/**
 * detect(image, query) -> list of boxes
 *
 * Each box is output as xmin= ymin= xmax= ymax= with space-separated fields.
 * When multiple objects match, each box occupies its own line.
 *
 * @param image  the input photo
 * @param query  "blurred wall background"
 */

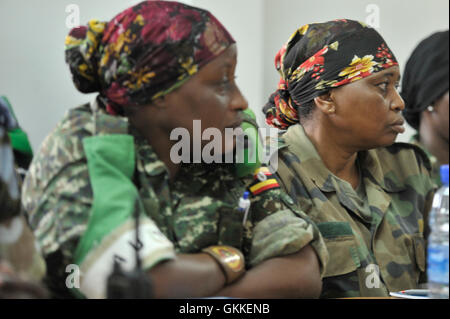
xmin=0 ymin=0 xmax=448 ymax=152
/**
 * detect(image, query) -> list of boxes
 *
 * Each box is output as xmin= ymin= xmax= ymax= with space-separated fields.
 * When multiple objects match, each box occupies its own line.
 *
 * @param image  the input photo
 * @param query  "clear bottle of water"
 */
xmin=427 ymin=165 xmax=449 ymax=299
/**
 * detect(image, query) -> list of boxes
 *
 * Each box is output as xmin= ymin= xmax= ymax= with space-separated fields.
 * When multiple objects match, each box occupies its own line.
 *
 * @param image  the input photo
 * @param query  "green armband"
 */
xmin=235 ymin=109 xmax=262 ymax=178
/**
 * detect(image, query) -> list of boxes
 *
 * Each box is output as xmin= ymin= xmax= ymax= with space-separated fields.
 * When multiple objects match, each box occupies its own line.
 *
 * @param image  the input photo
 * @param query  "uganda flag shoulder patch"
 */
xmin=249 ymin=167 xmax=280 ymax=196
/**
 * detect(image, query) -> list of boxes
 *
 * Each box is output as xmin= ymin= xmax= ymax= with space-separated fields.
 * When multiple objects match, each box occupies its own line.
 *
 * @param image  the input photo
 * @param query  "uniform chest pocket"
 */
xmin=171 ymin=197 xmax=222 ymax=253
xmin=172 ymin=197 xmax=243 ymax=253
xmin=317 ymin=222 xmax=361 ymax=278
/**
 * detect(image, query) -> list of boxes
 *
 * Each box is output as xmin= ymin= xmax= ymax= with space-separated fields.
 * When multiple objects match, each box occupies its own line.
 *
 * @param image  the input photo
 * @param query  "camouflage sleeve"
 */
xmin=21 ymin=106 xmax=126 ymax=260
xmin=21 ymin=126 xmax=109 ymax=296
xmin=244 ymin=171 xmax=328 ymax=277
xmin=22 ymin=153 xmax=93 ymax=262
xmin=1 ymin=126 xmax=46 ymax=283
xmin=21 ymin=107 xmax=121 ymax=258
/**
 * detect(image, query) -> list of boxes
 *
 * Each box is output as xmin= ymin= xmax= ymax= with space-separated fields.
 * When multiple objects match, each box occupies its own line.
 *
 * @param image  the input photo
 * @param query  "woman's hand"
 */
xmin=148 ymin=253 xmax=227 ymax=299
xmin=214 ymin=245 xmax=322 ymax=299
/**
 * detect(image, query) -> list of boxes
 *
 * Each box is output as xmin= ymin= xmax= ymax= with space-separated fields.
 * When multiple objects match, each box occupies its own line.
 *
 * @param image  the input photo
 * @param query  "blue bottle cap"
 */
xmin=243 ymin=191 xmax=250 ymax=199
xmin=440 ymin=165 xmax=449 ymax=186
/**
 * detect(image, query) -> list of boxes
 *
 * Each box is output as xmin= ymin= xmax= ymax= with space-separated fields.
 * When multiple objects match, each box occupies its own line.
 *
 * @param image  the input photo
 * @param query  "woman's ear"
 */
xmin=126 ymin=97 xmax=164 ymax=118
xmin=126 ymin=96 xmax=167 ymax=132
xmin=125 ymin=103 xmax=154 ymax=130
xmin=153 ymin=96 xmax=166 ymax=109
xmin=314 ymin=92 xmax=336 ymax=115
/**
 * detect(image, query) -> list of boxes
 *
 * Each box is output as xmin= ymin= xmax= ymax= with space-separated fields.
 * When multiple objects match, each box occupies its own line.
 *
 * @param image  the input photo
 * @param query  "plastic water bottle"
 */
xmin=427 ymin=165 xmax=449 ymax=299
xmin=239 ymin=191 xmax=251 ymax=226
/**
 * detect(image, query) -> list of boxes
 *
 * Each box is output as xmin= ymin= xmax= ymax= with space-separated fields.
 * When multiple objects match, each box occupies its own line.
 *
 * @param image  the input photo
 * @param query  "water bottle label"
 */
xmin=427 ymin=245 xmax=449 ymax=285
xmin=432 ymin=195 xmax=441 ymax=208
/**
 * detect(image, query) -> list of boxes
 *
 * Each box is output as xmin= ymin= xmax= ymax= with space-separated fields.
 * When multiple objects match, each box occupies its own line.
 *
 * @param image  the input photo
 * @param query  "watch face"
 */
xmin=211 ymin=246 xmax=244 ymax=272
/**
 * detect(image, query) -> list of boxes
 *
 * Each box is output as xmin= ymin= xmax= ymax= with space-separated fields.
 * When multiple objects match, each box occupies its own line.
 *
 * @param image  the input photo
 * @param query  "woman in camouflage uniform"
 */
xmin=21 ymin=1 xmax=328 ymax=299
xmin=263 ymin=20 xmax=436 ymax=298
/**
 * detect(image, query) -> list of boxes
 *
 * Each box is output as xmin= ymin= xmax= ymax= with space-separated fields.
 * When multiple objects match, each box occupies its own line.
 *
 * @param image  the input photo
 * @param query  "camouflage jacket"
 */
xmin=22 ymin=102 xmax=328 ymax=298
xmin=409 ymin=134 xmax=441 ymax=187
xmin=1 ymin=125 xmax=46 ymax=283
xmin=271 ymin=124 xmax=436 ymax=298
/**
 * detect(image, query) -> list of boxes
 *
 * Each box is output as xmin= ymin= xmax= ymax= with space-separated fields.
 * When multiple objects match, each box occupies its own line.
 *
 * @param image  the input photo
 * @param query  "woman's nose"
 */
xmin=391 ymin=89 xmax=405 ymax=112
xmin=230 ymin=85 xmax=249 ymax=111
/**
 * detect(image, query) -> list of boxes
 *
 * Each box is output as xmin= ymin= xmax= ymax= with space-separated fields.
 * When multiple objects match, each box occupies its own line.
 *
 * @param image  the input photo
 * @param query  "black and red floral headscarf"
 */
xmin=65 ymin=1 xmax=235 ymax=115
xmin=263 ymin=20 xmax=398 ymax=129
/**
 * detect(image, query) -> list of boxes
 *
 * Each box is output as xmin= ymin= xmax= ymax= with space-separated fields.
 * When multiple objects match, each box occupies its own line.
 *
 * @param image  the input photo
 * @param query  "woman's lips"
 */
xmin=227 ymin=118 xmax=244 ymax=129
xmin=390 ymin=119 xmax=405 ymax=134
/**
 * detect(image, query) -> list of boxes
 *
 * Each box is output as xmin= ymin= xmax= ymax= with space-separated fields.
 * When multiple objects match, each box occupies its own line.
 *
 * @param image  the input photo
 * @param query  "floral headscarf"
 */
xmin=65 ymin=1 xmax=235 ymax=115
xmin=264 ymin=20 xmax=398 ymax=129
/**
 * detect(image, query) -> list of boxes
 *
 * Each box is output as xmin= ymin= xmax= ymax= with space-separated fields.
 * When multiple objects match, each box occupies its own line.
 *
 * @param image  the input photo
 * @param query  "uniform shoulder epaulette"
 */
xmin=386 ymin=142 xmax=432 ymax=172
xmin=248 ymin=166 xmax=280 ymax=196
xmin=67 ymin=102 xmax=129 ymax=136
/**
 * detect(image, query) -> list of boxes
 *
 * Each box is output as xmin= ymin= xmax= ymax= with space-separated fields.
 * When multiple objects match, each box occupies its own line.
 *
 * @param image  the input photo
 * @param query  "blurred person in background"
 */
xmin=0 ymin=96 xmax=34 ymax=175
xmin=1 ymin=97 xmax=47 ymax=298
xmin=401 ymin=30 xmax=449 ymax=187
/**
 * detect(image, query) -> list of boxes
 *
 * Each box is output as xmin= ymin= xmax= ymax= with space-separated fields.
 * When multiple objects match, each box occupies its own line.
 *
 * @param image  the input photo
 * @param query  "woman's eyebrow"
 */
xmin=385 ymin=72 xmax=401 ymax=81
xmin=374 ymin=72 xmax=401 ymax=82
xmin=222 ymin=61 xmax=234 ymax=70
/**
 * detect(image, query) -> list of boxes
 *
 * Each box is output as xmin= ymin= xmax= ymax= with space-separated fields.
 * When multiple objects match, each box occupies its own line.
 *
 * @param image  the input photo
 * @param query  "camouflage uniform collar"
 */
xmin=178 ymin=162 xmax=234 ymax=179
xmin=133 ymin=131 xmax=169 ymax=177
xmin=87 ymin=98 xmax=129 ymax=136
xmin=409 ymin=133 xmax=441 ymax=187
xmin=281 ymin=124 xmax=336 ymax=191
xmin=132 ymin=136 xmax=230 ymax=181
xmin=132 ymin=129 xmax=226 ymax=180
xmin=280 ymin=124 xmax=404 ymax=193
xmin=265 ymin=133 xmax=289 ymax=166
xmin=89 ymin=98 xmax=169 ymax=177
xmin=409 ymin=134 xmax=439 ymax=169
xmin=358 ymin=149 xmax=406 ymax=192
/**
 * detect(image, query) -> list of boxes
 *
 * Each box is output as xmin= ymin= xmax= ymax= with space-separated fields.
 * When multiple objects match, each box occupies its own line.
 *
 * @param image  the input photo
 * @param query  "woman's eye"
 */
xmin=377 ymin=82 xmax=388 ymax=92
xmin=217 ymin=76 xmax=236 ymax=91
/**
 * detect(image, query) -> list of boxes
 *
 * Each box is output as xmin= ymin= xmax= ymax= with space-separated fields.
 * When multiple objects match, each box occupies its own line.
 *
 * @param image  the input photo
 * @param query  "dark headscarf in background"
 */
xmin=401 ymin=31 xmax=449 ymax=130
xmin=0 ymin=98 xmax=18 ymax=130
xmin=65 ymin=0 xmax=235 ymax=115
xmin=264 ymin=20 xmax=398 ymax=129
